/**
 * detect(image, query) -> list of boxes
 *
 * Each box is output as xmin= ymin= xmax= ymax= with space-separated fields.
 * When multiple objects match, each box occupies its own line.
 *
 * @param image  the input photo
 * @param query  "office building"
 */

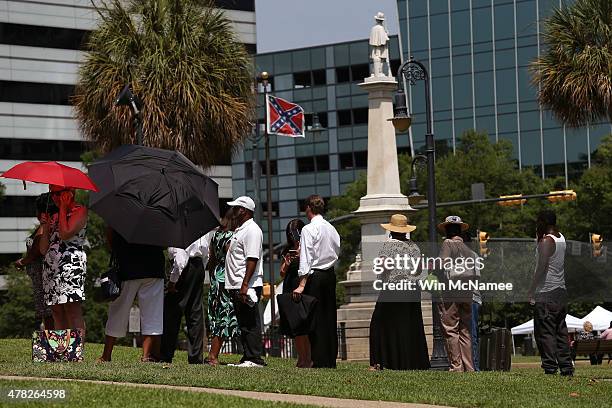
xmin=231 ymin=37 xmax=403 ymax=246
xmin=396 ymin=0 xmax=611 ymax=180
xmin=0 ymin=0 xmax=256 ymax=256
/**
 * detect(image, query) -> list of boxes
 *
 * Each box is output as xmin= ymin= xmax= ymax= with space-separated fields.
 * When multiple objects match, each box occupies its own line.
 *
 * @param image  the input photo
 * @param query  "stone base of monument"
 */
xmin=337 ymin=257 xmax=434 ymax=361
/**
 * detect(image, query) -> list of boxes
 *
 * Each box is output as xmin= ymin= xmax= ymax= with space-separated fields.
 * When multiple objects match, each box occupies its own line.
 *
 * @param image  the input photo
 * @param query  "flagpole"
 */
xmin=258 ymin=72 xmax=277 ymax=354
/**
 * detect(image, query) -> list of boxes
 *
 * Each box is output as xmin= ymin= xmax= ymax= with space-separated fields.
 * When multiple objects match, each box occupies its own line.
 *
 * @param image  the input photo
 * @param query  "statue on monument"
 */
xmin=369 ymin=12 xmax=392 ymax=78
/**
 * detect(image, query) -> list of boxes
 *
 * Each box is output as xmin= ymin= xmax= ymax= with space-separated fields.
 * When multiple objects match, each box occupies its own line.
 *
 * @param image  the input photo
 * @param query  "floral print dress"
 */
xmin=207 ymin=230 xmax=240 ymax=339
xmin=42 ymin=208 xmax=87 ymax=306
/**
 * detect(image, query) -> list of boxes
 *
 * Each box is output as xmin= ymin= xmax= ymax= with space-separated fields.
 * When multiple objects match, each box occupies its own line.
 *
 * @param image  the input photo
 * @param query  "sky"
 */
xmin=255 ymin=0 xmax=399 ymax=53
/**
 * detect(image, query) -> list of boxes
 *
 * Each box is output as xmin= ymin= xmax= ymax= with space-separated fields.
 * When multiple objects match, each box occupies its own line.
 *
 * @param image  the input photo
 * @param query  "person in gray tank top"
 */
xmin=528 ymin=210 xmax=573 ymax=376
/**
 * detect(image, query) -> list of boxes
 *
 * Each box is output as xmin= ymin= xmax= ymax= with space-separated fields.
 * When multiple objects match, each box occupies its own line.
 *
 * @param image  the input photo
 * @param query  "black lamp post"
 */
xmin=390 ymin=57 xmax=449 ymax=371
xmin=115 ymin=84 xmax=143 ymax=145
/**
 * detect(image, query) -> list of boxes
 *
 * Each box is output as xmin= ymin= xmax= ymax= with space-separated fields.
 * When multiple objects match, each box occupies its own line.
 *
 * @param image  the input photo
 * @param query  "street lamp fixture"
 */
xmin=115 ymin=84 xmax=144 ymax=145
xmin=408 ymin=177 xmax=425 ymax=205
xmin=389 ymin=88 xmax=412 ymax=132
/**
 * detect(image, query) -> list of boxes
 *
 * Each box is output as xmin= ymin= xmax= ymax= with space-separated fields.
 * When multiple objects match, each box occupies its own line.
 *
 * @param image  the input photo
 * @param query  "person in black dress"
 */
xmin=279 ymin=219 xmax=310 ymax=367
xmin=369 ymin=214 xmax=430 ymax=370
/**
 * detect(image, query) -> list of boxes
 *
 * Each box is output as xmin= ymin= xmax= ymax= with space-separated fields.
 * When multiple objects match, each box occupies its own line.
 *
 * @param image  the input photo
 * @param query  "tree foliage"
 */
xmin=530 ymin=0 xmax=612 ymax=126
xmin=73 ymin=0 xmax=254 ymax=166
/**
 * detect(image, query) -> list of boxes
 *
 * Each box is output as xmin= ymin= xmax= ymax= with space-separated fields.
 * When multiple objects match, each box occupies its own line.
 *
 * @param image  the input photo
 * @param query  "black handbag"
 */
xmin=94 ymin=253 xmax=121 ymax=302
xmin=277 ymin=293 xmax=318 ymax=337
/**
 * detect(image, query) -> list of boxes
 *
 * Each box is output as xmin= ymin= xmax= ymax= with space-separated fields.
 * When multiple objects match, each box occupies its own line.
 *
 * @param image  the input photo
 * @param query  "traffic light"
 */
xmin=548 ymin=190 xmax=577 ymax=203
xmin=497 ymin=194 xmax=526 ymax=207
xmin=590 ymin=233 xmax=604 ymax=257
xmin=478 ymin=230 xmax=489 ymax=257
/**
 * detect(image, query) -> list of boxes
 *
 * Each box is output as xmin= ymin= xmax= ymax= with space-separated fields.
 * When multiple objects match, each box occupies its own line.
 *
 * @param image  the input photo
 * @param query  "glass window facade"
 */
xmin=233 ymin=37 xmax=400 ymax=244
xmin=396 ymin=0 xmax=611 ymax=181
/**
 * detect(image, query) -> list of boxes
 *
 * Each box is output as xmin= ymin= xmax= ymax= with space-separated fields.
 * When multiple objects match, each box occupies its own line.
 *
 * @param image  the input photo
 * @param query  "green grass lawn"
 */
xmin=0 ymin=379 xmax=313 ymax=408
xmin=0 ymin=339 xmax=610 ymax=407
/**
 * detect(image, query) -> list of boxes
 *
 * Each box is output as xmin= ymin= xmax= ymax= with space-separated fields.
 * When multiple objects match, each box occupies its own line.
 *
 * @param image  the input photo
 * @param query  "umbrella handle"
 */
xmin=22 ymin=180 xmax=26 ymax=190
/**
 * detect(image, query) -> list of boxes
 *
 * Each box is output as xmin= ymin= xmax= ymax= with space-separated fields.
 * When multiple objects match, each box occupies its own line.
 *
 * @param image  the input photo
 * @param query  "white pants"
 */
xmin=105 ymin=278 xmax=164 ymax=337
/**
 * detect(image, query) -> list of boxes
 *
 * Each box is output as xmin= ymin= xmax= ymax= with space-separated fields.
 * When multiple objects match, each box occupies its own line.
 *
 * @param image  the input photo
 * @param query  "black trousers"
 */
xmin=534 ymin=288 xmax=573 ymax=374
xmin=304 ymin=268 xmax=337 ymax=368
xmin=160 ymin=258 xmax=205 ymax=364
xmin=231 ymin=287 xmax=265 ymax=365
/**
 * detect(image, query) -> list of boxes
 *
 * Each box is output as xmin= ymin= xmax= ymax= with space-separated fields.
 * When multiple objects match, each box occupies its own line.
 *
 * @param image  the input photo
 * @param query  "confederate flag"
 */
xmin=266 ymin=95 xmax=305 ymax=138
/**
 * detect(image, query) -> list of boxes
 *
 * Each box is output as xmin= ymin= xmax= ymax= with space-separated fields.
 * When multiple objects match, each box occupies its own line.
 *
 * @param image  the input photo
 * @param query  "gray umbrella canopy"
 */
xmin=89 ymin=145 xmax=220 ymax=248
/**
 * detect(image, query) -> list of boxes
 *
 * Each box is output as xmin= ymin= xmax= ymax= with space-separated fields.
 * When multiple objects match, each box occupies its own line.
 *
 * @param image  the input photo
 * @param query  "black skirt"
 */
xmin=280 ymin=260 xmax=300 ymax=336
xmin=369 ymin=295 xmax=430 ymax=370
xmin=304 ymin=268 xmax=337 ymax=368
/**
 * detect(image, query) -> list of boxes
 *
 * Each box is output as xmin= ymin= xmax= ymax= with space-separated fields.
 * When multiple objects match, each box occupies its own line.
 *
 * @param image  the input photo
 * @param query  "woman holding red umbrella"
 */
xmin=39 ymin=185 xmax=89 ymax=332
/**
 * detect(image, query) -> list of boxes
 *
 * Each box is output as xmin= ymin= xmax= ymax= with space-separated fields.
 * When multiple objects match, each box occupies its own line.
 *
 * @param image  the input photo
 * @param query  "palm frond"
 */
xmin=530 ymin=0 xmax=612 ymax=127
xmin=73 ymin=0 xmax=254 ymax=167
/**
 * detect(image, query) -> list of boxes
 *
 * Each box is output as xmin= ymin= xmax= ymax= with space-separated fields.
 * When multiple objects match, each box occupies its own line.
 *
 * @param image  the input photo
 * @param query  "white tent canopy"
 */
xmin=581 ymin=306 xmax=612 ymax=331
xmin=510 ymin=314 xmax=583 ymax=355
xmin=510 ymin=314 xmax=584 ymax=336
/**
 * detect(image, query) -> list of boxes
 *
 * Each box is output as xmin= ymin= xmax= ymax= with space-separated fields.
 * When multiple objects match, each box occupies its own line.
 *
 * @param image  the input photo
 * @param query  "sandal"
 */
xmin=140 ymin=356 xmax=159 ymax=363
xmin=95 ymin=357 xmax=110 ymax=363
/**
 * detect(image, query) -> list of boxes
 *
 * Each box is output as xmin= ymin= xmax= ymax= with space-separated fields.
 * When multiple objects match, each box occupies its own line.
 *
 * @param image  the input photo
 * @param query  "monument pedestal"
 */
xmin=336 ymin=77 xmax=432 ymax=360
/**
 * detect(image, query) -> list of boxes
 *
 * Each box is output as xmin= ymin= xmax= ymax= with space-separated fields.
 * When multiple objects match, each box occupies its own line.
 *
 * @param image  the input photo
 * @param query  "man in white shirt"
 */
xmin=160 ymin=230 xmax=214 ymax=364
xmin=293 ymin=194 xmax=340 ymax=368
xmin=224 ymin=196 xmax=266 ymax=367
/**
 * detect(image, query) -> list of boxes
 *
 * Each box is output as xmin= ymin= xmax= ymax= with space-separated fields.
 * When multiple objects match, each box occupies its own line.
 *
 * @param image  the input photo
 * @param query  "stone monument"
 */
xmin=336 ymin=12 xmax=433 ymax=361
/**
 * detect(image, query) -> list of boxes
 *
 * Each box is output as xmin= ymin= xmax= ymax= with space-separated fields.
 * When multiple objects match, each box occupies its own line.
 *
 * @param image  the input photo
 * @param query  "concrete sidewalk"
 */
xmin=0 ymin=375 xmax=454 ymax=408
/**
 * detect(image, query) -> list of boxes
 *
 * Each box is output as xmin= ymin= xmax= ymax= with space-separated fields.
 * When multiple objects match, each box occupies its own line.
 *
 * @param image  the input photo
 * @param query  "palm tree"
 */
xmin=530 ymin=0 xmax=612 ymax=127
xmin=73 ymin=0 xmax=253 ymax=167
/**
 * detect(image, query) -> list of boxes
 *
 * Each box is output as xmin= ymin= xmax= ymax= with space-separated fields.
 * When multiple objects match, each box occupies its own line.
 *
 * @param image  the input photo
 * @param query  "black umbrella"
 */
xmin=89 ymin=145 xmax=220 ymax=248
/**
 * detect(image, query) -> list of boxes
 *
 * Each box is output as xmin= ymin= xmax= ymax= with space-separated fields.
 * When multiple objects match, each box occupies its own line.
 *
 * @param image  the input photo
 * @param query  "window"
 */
xmin=336 ymin=67 xmax=350 ymax=83
xmin=312 ymin=69 xmax=326 ymax=86
xmin=339 ymin=153 xmax=354 ymax=169
xmin=214 ymin=0 xmax=255 ymax=11
xmin=293 ymin=71 xmax=312 ymax=88
xmin=293 ymin=70 xmax=327 ymax=88
xmin=350 ymin=64 xmax=369 ymax=83
xmin=339 ymin=151 xmax=366 ymax=170
xmin=337 ymin=108 xmax=369 ymax=126
xmin=0 ymin=81 xmax=74 ymax=105
xmin=354 ymin=151 xmax=367 ymax=168
xmin=0 ymin=196 xmax=37 ymax=217
xmin=0 ymin=139 xmax=88 ymax=162
xmin=260 ymin=201 xmax=279 ymax=217
xmin=245 ymin=160 xmax=277 ymax=178
xmin=337 ymin=110 xmax=352 ymax=126
xmin=315 ymin=155 xmax=330 ymax=171
xmin=352 ymin=108 xmax=368 ymax=125
xmin=390 ymin=59 xmax=401 ymax=76
xmin=297 ymin=155 xmax=330 ymax=173
xmin=0 ymin=23 xmax=89 ymax=50
xmin=297 ymin=157 xmax=316 ymax=173
xmin=305 ymin=112 xmax=328 ymax=128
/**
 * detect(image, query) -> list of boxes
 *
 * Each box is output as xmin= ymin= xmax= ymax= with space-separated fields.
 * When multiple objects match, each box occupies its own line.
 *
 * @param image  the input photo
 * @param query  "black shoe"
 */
xmin=560 ymin=369 xmax=574 ymax=377
xmin=544 ymin=369 xmax=557 ymax=375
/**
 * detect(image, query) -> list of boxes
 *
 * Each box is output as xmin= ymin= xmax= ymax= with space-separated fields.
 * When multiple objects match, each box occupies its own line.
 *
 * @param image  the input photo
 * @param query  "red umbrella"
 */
xmin=1 ymin=161 xmax=99 ymax=192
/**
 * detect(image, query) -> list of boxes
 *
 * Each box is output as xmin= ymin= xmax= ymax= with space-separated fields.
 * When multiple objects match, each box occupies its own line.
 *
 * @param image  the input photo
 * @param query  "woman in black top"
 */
xmin=98 ymin=229 xmax=166 ymax=363
xmin=279 ymin=219 xmax=311 ymax=367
